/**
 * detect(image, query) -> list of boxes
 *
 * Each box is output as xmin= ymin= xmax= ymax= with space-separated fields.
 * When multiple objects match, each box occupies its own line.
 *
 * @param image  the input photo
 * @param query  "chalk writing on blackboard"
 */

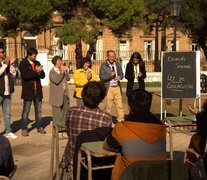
xmin=162 ymin=51 xmax=200 ymax=99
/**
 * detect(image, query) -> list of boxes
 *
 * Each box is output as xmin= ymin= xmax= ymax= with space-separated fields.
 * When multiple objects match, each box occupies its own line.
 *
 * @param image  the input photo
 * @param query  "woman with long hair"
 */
xmin=125 ymin=52 xmax=146 ymax=97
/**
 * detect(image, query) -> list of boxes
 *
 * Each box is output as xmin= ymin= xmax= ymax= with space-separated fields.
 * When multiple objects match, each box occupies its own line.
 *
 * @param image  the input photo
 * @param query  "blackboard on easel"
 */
xmin=162 ymin=51 xmax=200 ymax=99
xmin=161 ymin=51 xmax=201 ymax=120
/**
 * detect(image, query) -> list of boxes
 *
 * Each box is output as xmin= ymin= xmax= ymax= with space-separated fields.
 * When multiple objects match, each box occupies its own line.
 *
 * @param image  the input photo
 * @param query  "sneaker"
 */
xmin=37 ymin=127 xmax=46 ymax=134
xmin=4 ymin=132 xmax=17 ymax=139
xmin=21 ymin=129 xmax=29 ymax=136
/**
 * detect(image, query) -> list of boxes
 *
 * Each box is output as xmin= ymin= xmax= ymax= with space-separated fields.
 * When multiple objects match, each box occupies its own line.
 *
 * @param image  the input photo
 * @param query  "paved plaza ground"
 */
xmin=0 ymin=84 xmax=206 ymax=180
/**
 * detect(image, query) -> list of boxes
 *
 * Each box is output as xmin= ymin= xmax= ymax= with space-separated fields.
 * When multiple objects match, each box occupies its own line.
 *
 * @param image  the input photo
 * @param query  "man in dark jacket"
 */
xmin=19 ymin=48 xmax=46 ymax=136
xmin=0 ymin=48 xmax=17 ymax=139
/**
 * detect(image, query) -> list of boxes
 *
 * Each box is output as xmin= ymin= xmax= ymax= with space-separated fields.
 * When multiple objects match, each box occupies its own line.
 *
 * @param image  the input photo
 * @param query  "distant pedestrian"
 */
xmin=74 ymin=57 xmax=98 ymax=106
xmin=19 ymin=48 xmax=46 ymax=136
xmin=49 ymin=56 xmax=70 ymax=127
xmin=125 ymin=52 xmax=146 ymax=97
xmin=99 ymin=50 xmax=124 ymax=122
xmin=0 ymin=48 xmax=17 ymax=139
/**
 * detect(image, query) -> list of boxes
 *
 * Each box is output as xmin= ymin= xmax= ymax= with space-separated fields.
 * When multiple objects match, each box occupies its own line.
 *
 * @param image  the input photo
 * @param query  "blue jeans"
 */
xmin=21 ymin=91 xmax=42 ymax=130
xmin=0 ymin=95 xmax=12 ymax=133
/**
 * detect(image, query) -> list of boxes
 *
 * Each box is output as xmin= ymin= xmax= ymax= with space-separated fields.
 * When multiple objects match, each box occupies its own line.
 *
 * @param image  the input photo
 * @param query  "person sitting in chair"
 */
xmin=0 ymin=134 xmax=14 ymax=177
xmin=187 ymin=101 xmax=207 ymax=175
xmin=61 ymin=81 xmax=112 ymax=170
xmin=104 ymin=89 xmax=166 ymax=180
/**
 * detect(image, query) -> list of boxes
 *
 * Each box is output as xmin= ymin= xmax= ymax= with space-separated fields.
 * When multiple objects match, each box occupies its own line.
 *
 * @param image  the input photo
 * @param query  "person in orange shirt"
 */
xmin=19 ymin=48 xmax=46 ymax=136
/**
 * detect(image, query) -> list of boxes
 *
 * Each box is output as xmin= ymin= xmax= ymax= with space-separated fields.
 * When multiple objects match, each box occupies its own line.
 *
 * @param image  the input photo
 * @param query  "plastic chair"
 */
xmin=119 ymin=160 xmax=188 ymax=180
xmin=50 ymin=125 xmax=68 ymax=180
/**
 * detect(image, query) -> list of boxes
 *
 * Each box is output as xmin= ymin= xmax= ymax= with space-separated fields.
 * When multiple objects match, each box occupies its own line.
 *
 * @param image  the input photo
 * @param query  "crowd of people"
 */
xmin=0 ymin=47 xmax=206 ymax=179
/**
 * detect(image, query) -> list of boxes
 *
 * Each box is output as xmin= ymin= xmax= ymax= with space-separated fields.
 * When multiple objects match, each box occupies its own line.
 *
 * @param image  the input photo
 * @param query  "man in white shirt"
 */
xmin=0 ymin=48 xmax=17 ymax=139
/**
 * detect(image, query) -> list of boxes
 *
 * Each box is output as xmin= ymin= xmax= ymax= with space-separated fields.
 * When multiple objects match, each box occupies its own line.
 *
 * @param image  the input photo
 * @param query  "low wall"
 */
xmin=68 ymin=71 xmax=207 ymax=84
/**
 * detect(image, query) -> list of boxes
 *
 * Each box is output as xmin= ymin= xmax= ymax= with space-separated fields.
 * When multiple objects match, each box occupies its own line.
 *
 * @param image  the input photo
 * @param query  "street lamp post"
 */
xmin=169 ymin=0 xmax=182 ymax=116
xmin=169 ymin=0 xmax=181 ymax=51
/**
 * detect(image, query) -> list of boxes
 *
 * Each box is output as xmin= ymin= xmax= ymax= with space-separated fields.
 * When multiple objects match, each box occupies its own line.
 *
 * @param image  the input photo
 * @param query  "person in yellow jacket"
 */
xmin=74 ymin=58 xmax=98 ymax=106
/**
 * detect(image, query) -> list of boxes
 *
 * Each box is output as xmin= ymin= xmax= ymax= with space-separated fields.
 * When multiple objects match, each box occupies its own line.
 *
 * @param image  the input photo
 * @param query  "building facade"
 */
xmin=0 ymin=24 xmax=205 ymax=74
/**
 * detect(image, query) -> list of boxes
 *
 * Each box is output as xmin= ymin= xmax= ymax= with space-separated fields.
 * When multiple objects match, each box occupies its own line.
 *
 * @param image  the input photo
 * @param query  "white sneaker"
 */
xmin=4 ymin=132 xmax=17 ymax=139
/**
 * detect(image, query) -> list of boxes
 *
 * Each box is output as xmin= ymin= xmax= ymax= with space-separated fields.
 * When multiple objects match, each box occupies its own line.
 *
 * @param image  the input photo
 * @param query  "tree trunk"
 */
xmin=75 ymin=40 xmax=83 ymax=69
xmin=198 ymin=39 xmax=207 ymax=60
xmin=86 ymin=39 xmax=97 ymax=60
xmin=161 ymin=28 xmax=167 ymax=51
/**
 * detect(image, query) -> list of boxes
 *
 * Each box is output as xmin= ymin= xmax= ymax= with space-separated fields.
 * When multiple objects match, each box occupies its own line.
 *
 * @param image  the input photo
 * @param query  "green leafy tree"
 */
xmin=52 ymin=0 xmax=102 ymax=68
xmin=179 ymin=0 xmax=207 ymax=59
xmin=89 ymin=0 xmax=170 ymax=72
xmin=88 ymin=0 xmax=146 ymax=36
xmin=144 ymin=0 xmax=170 ymax=71
xmin=0 ymin=0 xmax=52 ymax=37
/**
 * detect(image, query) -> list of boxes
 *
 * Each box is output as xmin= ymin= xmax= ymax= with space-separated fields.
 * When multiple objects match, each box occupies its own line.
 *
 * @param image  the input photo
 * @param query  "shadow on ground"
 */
xmin=4 ymin=116 xmax=52 ymax=133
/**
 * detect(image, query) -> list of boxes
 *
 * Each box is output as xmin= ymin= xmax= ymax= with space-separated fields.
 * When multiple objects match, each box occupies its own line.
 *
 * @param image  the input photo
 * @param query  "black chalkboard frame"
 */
xmin=161 ymin=51 xmax=201 ymax=120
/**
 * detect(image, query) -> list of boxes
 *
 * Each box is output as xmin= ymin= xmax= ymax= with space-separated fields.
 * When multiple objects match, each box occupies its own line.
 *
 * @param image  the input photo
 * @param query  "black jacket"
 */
xmin=195 ymin=111 xmax=207 ymax=155
xmin=0 ymin=134 xmax=14 ymax=177
xmin=125 ymin=61 xmax=146 ymax=97
xmin=19 ymin=58 xmax=45 ymax=101
xmin=0 ymin=63 xmax=15 ymax=96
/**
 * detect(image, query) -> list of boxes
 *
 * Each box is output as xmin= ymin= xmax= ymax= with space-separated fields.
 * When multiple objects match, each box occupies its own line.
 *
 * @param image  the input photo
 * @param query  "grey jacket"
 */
xmin=99 ymin=60 xmax=123 ymax=90
xmin=49 ymin=68 xmax=70 ymax=107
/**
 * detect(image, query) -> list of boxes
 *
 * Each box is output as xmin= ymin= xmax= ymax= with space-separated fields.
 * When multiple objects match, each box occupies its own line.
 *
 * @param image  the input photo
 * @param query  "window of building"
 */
xmin=0 ymin=38 xmax=6 ymax=50
xmin=90 ymin=39 xmax=103 ymax=61
xmin=53 ymin=34 xmax=68 ymax=60
xmin=167 ymin=40 xmax=179 ymax=51
xmin=24 ymin=32 xmax=37 ymax=56
xmin=119 ymin=40 xmax=129 ymax=60
xmin=143 ymin=41 xmax=153 ymax=61
xmin=192 ymin=43 xmax=199 ymax=51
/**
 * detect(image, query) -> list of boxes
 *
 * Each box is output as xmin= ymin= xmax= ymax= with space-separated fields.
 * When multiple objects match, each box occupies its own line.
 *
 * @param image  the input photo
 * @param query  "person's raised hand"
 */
xmin=116 ymin=76 xmax=121 ymax=81
xmin=9 ymin=56 xmax=16 ymax=65
xmin=36 ymin=65 xmax=43 ymax=73
xmin=4 ymin=57 xmax=10 ymax=65
xmin=188 ymin=106 xmax=199 ymax=115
